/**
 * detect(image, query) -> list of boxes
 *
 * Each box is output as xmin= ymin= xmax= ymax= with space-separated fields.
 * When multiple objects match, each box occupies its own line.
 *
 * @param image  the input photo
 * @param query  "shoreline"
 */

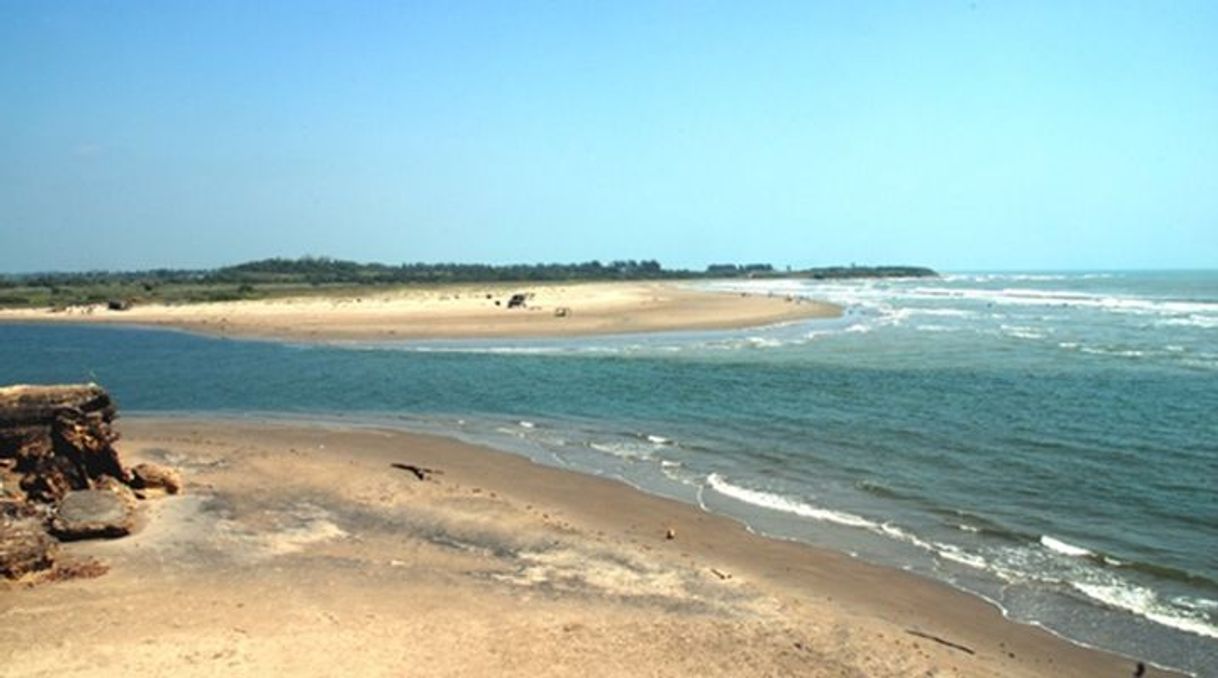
xmin=0 ymin=280 xmax=841 ymax=342
xmin=1 ymin=415 xmax=1169 ymax=676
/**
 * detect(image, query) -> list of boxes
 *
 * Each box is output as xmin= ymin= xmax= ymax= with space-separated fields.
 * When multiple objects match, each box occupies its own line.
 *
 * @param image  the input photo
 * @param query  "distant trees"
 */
xmin=706 ymin=263 xmax=774 ymax=276
xmin=0 ymin=257 xmax=937 ymax=294
xmin=200 ymin=257 xmax=679 ymax=285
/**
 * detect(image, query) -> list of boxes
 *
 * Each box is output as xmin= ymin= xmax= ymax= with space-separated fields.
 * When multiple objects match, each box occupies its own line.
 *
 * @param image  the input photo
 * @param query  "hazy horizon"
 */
xmin=3 ymin=2 xmax=1216 ymax=273
xmin=2 ymin=254 xmax=1215 ymax=277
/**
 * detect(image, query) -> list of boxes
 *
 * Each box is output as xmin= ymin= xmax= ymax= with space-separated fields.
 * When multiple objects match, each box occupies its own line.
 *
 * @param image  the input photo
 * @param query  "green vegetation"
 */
xmin=0 ymin=257 xmax=937 ymax=309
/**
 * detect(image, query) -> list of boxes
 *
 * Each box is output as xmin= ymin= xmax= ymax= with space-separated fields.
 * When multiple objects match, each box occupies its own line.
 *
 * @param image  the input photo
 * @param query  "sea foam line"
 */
xmin=1071 ymin=582 xmax=1218 ymax=640
xmin=705 ymin=473 xmax=1218 ymax=642
xmin=706 ymin=474 xmax=877 ymax=529
xmin=1041 ymin=535 xmax=1094 ymax=558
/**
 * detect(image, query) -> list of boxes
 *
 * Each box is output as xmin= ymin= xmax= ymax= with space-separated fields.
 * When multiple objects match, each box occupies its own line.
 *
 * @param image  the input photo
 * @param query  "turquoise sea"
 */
xmin=2 ymin=271 xmax=1215 ymax=674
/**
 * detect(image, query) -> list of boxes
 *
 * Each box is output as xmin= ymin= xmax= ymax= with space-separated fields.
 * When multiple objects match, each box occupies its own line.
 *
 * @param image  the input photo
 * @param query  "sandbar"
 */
xmin=0 ymin=281 xmax=838 ymax=341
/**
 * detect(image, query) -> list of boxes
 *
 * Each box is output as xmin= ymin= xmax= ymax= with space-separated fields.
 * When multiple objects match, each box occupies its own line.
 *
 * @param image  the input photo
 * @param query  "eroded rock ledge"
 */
xmin=0 ymin=383 xmax=180 ymax=583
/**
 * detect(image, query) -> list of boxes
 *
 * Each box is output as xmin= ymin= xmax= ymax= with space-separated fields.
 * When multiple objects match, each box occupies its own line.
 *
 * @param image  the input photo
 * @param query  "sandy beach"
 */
xmin=0 ymin=417 xmax=1166 ymax=677
xmin=0 ymin=282 xmax=838 ymax=341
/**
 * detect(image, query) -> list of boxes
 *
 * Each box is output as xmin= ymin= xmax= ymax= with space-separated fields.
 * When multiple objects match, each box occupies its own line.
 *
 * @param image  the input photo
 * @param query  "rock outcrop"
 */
xmin=0 ymin=383 xmax=126 ymax=504
xmin=0 ymin=383 xmax=179 ymax=582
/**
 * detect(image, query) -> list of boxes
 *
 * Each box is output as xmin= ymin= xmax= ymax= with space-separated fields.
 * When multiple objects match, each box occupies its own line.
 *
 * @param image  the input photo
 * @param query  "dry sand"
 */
xmin=0 ymin=418 xmax=1166 ymax=677
xmin=0 ymin=281 xmax=838 ymax=341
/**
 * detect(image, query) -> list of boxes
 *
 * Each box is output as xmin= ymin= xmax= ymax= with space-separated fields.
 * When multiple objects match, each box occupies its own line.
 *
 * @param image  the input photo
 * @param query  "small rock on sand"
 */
xmin=130 ymin=463 xmax=183 ymax=495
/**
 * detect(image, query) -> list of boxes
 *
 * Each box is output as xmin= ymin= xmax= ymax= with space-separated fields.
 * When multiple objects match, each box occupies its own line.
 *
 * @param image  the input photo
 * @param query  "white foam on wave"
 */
xmin=942 ymin=273 xmax=1074 ymax=283
xmin=702 ymin=278 xmax=1216 ymax=346
xmin=1156 ymin=315 xmax=1218 ymax=329
xmin=875 ymin=523 xmax=998 ymax=571
xmin=588 ymin=442 xmax=651 ymax=460
xmin=705 ymin=473 xmax=1004 ymax=571
xmin=745 ymin=336 xmax=785 ymax=348
xmin=363 ymin=340 xmax=623 ymax=356
xmin=701 ymin=469 xmax=1218 ymax=643
xmin=518 ymin=420 xmax=536 ymax=429
xmin=941 ymin=537 xmax=1218 ymax=641
xmin=906 ymin=307 xmax=977 ymax=318
xmin=1001 ymin=325 xmax=1048 ymax=340
xmin=876 ymin=522 xmax=937 ymax=551
xmin=1072 ymin=582 xmax=1218 ymax=640
xmin=1041 ymin=535 xmax=1094 ymax=557
xmin=646 ymin=434 xmax=672 ymax=445
xmin=705 ymin=474 xmax=1026 ymax=578
xmin=705 ymin=474 xmax=878 ymax=529
xmin=1080 ymin=346 xmax=1146 ymax=358
xmin=936 ymin=544 xmax=991 ymax=570
xmin=896 ymin=285 xmax=1218 ymax=320
xmin=890 ymin=525 xmax=1011 ymax=576
xmin=1175 ymin=597 xmax=1218 ymax=612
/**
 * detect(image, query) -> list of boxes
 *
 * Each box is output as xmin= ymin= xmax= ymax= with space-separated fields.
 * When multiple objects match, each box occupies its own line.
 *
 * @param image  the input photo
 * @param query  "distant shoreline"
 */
xmin=0 ymin=258 xmax=936 ymax=311
xmin=0 ymin=281 xmax=841 ymax=342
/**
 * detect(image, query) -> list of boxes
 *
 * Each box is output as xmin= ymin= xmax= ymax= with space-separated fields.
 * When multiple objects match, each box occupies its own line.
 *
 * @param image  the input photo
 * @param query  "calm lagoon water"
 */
xmin=2 ymin=271 xmax=1215 ymax=674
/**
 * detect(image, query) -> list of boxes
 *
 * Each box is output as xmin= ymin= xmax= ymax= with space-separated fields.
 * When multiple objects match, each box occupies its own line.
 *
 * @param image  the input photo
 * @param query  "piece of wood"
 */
xmin=390 ymin=463 xmax=442 ymax=481
xmin=905 ymin=629 xmax=976 ymax=655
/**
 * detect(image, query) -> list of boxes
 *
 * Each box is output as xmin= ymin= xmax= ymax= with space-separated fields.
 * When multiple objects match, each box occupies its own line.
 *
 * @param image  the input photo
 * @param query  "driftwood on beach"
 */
xmin=0 ymin=383 xmax=180 ymax=582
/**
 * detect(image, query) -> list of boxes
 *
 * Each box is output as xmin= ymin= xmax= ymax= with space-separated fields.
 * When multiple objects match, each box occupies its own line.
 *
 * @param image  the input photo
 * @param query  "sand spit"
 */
xmin=0 ymin=281 xmax=839 ymax=342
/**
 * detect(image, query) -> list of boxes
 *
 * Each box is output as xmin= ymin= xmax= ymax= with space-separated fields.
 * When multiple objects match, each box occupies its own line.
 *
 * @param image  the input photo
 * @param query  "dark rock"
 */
xmin=51 ymin=489 xmax=134 ymax=540
xmin=0 ymin=383 xmax=127 ymax=504
xmin=0 ymin=518 xmax=58 ymax=579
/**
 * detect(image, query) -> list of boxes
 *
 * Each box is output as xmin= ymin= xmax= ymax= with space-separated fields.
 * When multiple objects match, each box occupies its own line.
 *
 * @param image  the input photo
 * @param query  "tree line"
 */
xmin=1 ymin=256 xmax=937 ymax=289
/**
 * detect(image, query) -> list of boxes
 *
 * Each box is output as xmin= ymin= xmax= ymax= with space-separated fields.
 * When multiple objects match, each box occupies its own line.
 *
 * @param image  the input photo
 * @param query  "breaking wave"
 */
xmin=1041 ymin=535 xmax=1093 ymax=557
xmin=705 ymin=474 xmax=878 ymax=529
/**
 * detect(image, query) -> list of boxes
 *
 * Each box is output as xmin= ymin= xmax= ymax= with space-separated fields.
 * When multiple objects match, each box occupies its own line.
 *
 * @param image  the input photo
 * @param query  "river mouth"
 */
xmin=3 ymin=271 xmax=1216 ymax=675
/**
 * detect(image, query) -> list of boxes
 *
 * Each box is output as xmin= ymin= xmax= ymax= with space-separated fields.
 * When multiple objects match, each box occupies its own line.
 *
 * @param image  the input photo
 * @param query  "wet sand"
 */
xmin=0 ymin=418 xmax=1166 ymax=677
xmin=0 ymin=281 xmax=838 ymax=341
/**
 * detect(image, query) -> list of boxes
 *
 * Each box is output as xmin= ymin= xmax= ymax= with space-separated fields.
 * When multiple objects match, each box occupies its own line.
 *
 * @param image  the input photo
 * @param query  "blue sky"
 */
xmin=2 ymin=1 xmax=1215 ymax=272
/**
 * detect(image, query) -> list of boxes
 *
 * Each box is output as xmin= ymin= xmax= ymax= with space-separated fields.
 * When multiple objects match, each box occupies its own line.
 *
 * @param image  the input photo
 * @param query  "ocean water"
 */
xmin=1 ymin=270 xmax=1215 ymax=674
